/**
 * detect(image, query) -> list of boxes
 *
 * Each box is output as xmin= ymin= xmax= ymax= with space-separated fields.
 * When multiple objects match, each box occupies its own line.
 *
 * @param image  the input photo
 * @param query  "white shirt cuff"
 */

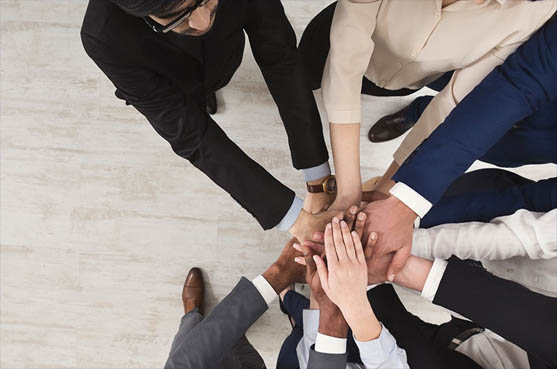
xmin=411 ymin=229 xmax=432 ymax=259
xmin=421 ymin=258 xmax=448 ymax=302
xmin=302 ymin=162 xmax=331 ymax=182
xmin=389 ymin=182 xmax=432 ymax=219
xmin=315 ymin=333 xmax=347 ymax=354
xmin=251 ymin=275 xmax=277 ymax=306
xmin=276 ymin=197 xmax=304 ymax=231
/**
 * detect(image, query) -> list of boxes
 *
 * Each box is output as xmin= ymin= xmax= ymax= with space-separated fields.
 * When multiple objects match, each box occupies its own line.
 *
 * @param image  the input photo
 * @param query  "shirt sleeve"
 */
xmin=322 ymin=0 xmax=381 ymax=124
xmin=421 ymin=258 xmax=448 ymax=302
xmin=412 ymin=209 xmax=557 ymax=261
xmin=389 ymin=182 xmax=432 ymax=218
xmin=251 ymin=275 xmax=277 ymax=306
xmin=355 ymin=324 xmax=410 ymax=369
xmin=315 ymin=333 xmax=347 ymax=354
xmin=297 ymin=309 xmax=321 ymax=369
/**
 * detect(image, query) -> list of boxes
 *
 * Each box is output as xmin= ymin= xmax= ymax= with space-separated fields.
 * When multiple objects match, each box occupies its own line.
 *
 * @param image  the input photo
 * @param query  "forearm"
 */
xmin=318 ymin=305 xmax=349 ymax=339
xmin=375 ymin=161 xmax=398 ymax=195
xmin=342 ymin=299 xmax=382 ymax=342
xmin=330 ymin=123 xmax=362 ymax=207
xmin=393 ymin=255 xmax=433 ymax=293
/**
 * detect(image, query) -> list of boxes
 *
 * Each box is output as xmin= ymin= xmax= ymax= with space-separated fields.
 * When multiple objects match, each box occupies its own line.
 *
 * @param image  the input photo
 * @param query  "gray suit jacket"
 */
xmin=164 ymin=277 xmax=268 ymax=369
xmin=164 ymin=277 xmax=347 ymax=369
xmin=308 ymin=345 xmax=348 ymax=369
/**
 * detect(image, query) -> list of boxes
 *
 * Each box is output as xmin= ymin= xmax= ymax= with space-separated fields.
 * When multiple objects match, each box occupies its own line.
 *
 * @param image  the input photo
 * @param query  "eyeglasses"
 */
xmin=143 ymin=0 xmax=211 ymax=34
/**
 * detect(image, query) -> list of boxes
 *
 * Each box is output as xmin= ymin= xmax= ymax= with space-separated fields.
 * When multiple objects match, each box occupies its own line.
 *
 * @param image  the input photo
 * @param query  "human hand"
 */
xmin=262 ymin=238 xmax=305 ymax=293
xmin=289 ymin=208 xmax=344 ymax=243
xmin=294 ymin=242 xmax=348 ymax=337
xmin=303 ymin=192 xmax=336 ymax=214
xmin=305 ymin=205 xmax=366 ymax=247
xmin=363 ymin=195 xmax=417 ymax=282
xmin=314 ymin=217 xmax=381 ymax=341
xmin=313 ymin=217 xmax=369 ymax=315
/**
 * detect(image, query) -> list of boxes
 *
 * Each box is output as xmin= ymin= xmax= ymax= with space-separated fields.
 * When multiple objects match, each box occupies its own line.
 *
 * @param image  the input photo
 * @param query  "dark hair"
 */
xmin=112 ymin=0 xmax=188 ymax=17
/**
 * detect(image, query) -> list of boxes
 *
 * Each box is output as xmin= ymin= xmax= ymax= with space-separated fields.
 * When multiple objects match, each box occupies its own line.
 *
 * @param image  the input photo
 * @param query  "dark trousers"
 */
xmin=277 ymin=288 xmax=482 ymax=369
xmin=422 ymin=168 xmax=557 ymax=228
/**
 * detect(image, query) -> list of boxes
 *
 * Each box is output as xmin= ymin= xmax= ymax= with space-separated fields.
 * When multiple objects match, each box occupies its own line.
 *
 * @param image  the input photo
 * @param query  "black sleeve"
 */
xmin=433 ymin=257 xmax=557 ymax=368
xmin=81 ymin=33 xmax=295 ymax=229
xmin=244 ymin=0 xmax=329 ymax=170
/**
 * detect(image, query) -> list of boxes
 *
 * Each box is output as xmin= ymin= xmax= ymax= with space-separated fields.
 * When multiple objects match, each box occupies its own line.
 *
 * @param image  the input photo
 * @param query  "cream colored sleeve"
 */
xmin=393 ymin=3 xmax=557 ymax=165
xmin=321 ymin=0 xmax=381 ymax=124
xmin=392 ymin=49 xmax=508 ymax=165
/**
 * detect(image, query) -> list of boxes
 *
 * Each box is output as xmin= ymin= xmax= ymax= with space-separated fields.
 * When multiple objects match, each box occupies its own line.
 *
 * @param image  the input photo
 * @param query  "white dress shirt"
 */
xmin=412 ymin=209 xmax=557 ymax=261
xmin=251 ymin=275 xmax=277 ymax=306
xmin=296 ymin=310 xmax=409 ymax=369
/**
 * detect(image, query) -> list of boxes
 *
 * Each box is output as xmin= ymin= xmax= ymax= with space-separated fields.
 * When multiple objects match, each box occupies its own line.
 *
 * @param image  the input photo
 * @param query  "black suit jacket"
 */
xmin=81 ymin=0 xmax=328 ymax=229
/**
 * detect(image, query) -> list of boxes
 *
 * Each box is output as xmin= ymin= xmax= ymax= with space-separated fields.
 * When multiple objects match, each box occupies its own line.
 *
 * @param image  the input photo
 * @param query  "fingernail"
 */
xmin=351 ymin=231 xmax=358 ymax=238
xmin=341 ymin=221 xmax=347 ymax=228
xmin=358 ymin=213 xmax=365 ymax=220
xmin=293 ymin=243 xmax=300 ymax=249
xmin=388 ymin=274 xmax=396 ymax=282
xmin=313 ymin=255 xmax=319 ymax=262
xmin=350 ymin=206 xmax=357 ymax=214
xmin=371 ymin=232 xmax=377 ymax=240
xmin=333 ymin=217 xmax=339 ymax=224
xmin=294 ymin=257 xmax=302 ymax=263
xmin=326 ymin=223 xmax=331 ymax=230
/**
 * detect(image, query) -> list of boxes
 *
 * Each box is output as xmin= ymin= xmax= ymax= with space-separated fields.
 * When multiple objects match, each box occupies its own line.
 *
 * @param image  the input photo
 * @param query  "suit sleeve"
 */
xmin=81 ymin=33 xmax=295 ymax=230
xmin=244 ymin=0 xmax=329 ymax=170
xmin=393 ymin=18 xmax=557 ymax=205
xmin=307 ymin=346 xmax=348 ymax=369
xmin=164 ymin=278 xmax=269 ymax=369
xmin=433 ymin=257 xmax=557 ymax=369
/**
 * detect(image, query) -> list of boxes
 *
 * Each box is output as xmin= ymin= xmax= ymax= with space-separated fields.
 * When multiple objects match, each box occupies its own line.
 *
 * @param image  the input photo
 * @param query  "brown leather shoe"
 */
xmin=182 ymin=267 xmax=204 ymax=315
xmin=368 ymin=105 xmax=416 ymax=143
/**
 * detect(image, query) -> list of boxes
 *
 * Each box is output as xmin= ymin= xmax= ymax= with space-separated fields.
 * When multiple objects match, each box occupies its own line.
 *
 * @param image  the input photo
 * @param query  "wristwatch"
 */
xmin=306 ymin=175 xmax=337 ymax=194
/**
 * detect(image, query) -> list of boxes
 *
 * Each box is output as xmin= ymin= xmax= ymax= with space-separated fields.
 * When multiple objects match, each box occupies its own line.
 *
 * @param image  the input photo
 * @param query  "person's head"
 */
xmin=113 ymin=0 xmax=219 ymax=36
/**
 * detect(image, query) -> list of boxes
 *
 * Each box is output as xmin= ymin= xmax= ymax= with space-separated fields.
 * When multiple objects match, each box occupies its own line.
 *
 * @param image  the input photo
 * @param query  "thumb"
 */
xmin=387 ymin=246 xmax=411 ymax=281
xmin=313 ymin=255 xmax=329 ymax=292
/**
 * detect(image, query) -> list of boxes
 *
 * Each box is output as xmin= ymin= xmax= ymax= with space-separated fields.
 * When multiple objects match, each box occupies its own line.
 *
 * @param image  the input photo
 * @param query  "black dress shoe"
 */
xmin=368 ymin=105 xmax=415 ymax=143
xmin=205 ymin=91 xmax=217 ymax=115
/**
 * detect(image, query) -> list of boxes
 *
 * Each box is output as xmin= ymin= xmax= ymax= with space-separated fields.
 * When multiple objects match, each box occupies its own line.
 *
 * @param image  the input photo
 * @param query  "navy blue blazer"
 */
xmin=393 ymin=17 xmax=557 ymax=205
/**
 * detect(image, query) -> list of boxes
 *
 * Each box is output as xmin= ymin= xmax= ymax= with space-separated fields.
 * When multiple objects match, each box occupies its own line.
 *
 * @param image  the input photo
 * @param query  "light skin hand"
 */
xmin=296 ymin=207 xmax=367 ymax=264
xmin=313 ymin=218 xmax=382 ymax=341
xmin=363 ymin=195 xmax=417 ymax=281
xmin=289 ymin=208 xmax=344 ymax=243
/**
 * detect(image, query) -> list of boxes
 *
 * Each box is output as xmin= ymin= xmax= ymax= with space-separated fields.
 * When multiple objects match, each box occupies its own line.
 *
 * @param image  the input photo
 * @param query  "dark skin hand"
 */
xmin=262 ymin=237 xmax=306 ymax=294
xmin=301 ymin=244 xmax=348 ymax=339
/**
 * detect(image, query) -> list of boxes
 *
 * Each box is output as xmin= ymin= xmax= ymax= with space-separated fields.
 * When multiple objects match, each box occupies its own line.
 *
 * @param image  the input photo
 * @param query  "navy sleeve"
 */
xmin=394 ymin=18 xmax=557 ymax=204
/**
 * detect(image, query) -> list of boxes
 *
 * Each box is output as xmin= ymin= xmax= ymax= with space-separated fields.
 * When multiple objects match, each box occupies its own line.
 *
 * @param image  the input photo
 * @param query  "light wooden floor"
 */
xmin=1 ymin=1 xmax=556 ymax=368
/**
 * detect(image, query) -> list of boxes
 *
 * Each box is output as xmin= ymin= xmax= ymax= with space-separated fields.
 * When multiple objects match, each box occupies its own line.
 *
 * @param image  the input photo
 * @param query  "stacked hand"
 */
xmin=362 ymin=196 xmax=417 ymax=282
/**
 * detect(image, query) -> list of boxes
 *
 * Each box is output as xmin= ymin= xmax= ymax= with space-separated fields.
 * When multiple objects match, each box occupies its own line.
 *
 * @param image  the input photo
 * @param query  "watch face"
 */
xmin=325 ymin=177 xmax=337 ymax=193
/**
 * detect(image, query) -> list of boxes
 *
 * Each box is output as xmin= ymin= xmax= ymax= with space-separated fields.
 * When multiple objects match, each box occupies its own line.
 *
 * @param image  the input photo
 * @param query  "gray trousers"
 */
xmin=167 ymin=308 xmax=266 ymax=369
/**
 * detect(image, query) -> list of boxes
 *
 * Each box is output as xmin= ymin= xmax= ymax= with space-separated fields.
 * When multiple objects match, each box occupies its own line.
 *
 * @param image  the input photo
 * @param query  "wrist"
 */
xmin=289 ymin=209 xmax=310 ymax=235
xmin=388 ymin=195 xmax=417 ymax=220
xmin=319 ymin=305 xmax=348 ymax=338
xmin=307 ymin=175 xmax=330 ymax=186
xmin=262 ymin=263 xmax=288 ymax=294
xmin=394 ymin=255 xmax=432 ymax=292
